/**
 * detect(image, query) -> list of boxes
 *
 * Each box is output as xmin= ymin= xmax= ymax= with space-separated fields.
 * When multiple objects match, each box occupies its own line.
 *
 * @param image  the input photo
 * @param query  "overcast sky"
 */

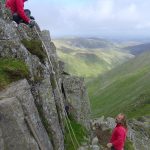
xmin=26 ymin=0 xmax=150 ymax=39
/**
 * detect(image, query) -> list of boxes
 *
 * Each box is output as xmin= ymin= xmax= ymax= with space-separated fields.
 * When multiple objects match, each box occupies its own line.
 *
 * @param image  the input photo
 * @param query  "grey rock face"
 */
xmin=58 ymin=61 xmax=65 ymax=75
xmin=63 ymin=76 xmax=91 ymax=128
xmin=0 ymin=7 xmax=91 ymax=150
xmin=0 ymin=18 xmax=18 ymax=40
xmin=17 ymin=23 xmax=40 ymax=40
xmin=0 ymin=97 xmax=39 ymax=150
xmin=41 ymin=30 xmax=51 ymax=48
xmin=128 ymin=118 xmax=150 ymax=150
xmin=0 ymin=16 xmax=62 ymax=149
xmin=0 ymin=80 xmax=53 ymax=150
xmin=90 ymin=145 xmax=100 ymax=150
xmin=92 ymin=137 xmax=99 ymax=145
xmin=0 ymin=128 xmax=4 ymax=150
xmin=0 ymin=33 xmax=49 ymax=82
xmin=78 ymin=145 xmax=100 ymax=150
xmin=41 ymin=30 xmax=60 ymax=79
xmin=33 ymin=78 xmax=64 ymax=150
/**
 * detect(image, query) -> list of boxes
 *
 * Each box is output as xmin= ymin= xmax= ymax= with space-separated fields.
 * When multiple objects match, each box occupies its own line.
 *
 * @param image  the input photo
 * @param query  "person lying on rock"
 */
xmin=5 ymin=0 xmax=35 ymax=27
xmin=107 ymin=113 xmax=128 ymax=150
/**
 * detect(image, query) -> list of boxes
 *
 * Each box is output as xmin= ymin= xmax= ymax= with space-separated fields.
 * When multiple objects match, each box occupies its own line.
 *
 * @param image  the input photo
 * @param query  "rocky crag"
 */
xmin=0 ymin=2 xmax=91 ymax=150
xmin=91 ymin=116 xmax=150 ymax=150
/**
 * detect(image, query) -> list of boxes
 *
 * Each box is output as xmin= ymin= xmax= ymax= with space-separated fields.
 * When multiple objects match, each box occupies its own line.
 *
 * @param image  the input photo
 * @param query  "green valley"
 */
xmin=54 ymin=37 xmax=150 ymax=119
xmin=88 ymin=51 xmax=150 ymax=119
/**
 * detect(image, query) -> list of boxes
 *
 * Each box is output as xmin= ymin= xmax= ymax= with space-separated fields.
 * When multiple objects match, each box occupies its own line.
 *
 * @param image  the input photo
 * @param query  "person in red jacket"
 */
xmin=5 ymin=0 xmax=35 ymax=27
xmin=107 ymin=113 xmax=128 ymax=150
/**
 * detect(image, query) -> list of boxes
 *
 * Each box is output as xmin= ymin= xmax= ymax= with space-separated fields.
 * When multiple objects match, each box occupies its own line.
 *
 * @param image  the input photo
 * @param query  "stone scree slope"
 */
xmin=0 ymin=3 xmax=91 ymax=150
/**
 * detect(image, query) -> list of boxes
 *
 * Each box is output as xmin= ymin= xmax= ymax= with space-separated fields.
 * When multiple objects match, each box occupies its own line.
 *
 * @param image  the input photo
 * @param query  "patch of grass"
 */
xmin=21 ymin=39 xmax=47 ymax=62
xmin=124 ymin=139 xmax=134 ymax=150
xmin=0 ymin=58 xmax=29 ymax=90
xmin=64 ymin=116 xmax=89 ymax=150
xmin=127 ymin=93 xmax=150 ymax=119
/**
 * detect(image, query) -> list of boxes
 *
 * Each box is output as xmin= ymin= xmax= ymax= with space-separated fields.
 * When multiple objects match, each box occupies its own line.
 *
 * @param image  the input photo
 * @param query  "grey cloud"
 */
xmin=26 ymin=0 xmax=150 ymax=38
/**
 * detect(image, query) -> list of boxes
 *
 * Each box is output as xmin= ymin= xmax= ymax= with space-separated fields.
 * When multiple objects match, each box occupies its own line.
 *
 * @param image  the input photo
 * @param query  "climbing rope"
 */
xmin=34 ymin=27 xmax=80 ymax=149
xmin=65 ymin=95 xmax=82 ymax=147
xmin=64 ymin=114 xmax=77 ymax=150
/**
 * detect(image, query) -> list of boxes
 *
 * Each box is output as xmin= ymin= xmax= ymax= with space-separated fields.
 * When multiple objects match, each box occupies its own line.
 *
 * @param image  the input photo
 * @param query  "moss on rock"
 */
xmin=0 ymin=58 xmax=29 ymax=90
xmin=124 ymin=139 xmax=135 ymax=150
xmin=21 ymin=39 xmax=47 ymax=62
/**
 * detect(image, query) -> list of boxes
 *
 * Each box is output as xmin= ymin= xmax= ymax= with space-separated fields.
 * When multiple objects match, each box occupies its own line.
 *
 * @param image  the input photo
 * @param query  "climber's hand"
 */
xmin=107 ymin=143 xmax=113 ymax=148
xmin=29 ymin=20 xmax=35 ymax=28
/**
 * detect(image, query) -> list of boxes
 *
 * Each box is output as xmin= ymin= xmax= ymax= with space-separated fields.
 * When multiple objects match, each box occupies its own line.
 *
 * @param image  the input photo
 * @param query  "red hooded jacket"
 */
xmin=110 ymin=124 xmax=127 ymax=150
xmin=5 ymin=0 xmax=30 ymax=23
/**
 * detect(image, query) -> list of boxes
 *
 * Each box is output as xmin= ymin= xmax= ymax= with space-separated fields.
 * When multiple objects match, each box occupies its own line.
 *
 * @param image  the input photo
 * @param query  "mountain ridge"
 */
xmin=123 ymin=42 xmax=150 ymax=55
xmin=54 ymin=37 xmax=134 ymax=78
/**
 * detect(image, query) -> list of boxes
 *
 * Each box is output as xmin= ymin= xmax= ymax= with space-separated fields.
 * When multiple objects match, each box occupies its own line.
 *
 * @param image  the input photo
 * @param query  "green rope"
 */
xmin=34 ymin=26 xmax=81 ymax=149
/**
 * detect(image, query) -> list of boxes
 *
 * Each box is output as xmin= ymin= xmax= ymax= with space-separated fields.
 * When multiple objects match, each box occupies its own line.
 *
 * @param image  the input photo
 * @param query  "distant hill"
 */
xmin=56 ymin=37 xmax=115 ymax=49
xmin=123 ymin=43 xmax=150 ymax=55
xmin=88 ymin=51 xmax=150 ymax=119
xmin=54 ymin=38 xmax=133 ymax=78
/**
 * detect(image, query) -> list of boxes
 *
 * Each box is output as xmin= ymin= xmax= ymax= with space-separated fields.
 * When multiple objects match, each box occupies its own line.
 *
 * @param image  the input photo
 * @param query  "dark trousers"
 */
xmin=13 ymin=9 xmax=34 ymax=24
xmin=111 ymin=147 xmax=116 ymax=150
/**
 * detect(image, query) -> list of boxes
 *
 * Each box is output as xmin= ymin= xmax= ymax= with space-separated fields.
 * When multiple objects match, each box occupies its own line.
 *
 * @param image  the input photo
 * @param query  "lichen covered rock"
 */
xmin=62 ymin=75 xmax=91 ymax=129
xmin=0 ymin=80 xmax=53 ymax=150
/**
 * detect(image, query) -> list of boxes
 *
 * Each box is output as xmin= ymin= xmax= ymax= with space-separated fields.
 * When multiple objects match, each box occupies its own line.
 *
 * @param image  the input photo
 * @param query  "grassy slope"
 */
xmin=54 ymin=38 xmax=133 ymax=78
xmin=88 ymin=52 xmax=150 ymax=119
